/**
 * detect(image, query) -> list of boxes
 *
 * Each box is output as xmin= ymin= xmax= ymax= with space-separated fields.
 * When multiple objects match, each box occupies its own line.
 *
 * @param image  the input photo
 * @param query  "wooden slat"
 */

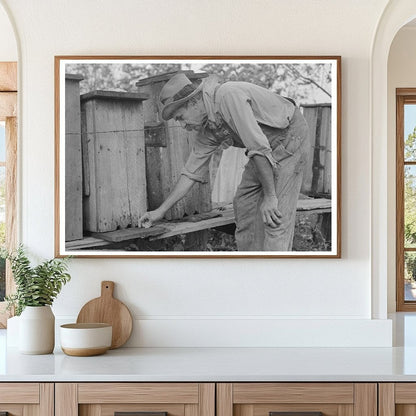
xmin=395 ymin=383 xmax=416 ymax=403
xmin=55 ymin=383 xmax=78 ymax=416
xmin=337 ymin=404 xmax=354 ymax=416
xmin=92 ymin=225 xmax=168 ymax=242
xmin=0 ymin=62 xmax=17 ymax=91
xmin=217 ymin=383 xmax=233 ymax=416
xmin=78 ymin=383 xmax=199 ymax=404
xmin=22 ymin=404 xmax=36 ymax=416
xmin=0 ymin=383 xmax=39 ymax=403
xmin=0 ymin=92 xmax=16 ymax=121
xmin=379 ymin=383 xmax=395 ymax=416
xmin=38 ymin=383 xmax=54 ymax=416
xmin=65 ymin=76 xmax=83 ymax=241
xmin=199 ymin=384 xmax=215 ymax=416
xmin=185 ymin=403 xmax=198 ymax=416
xmin=232 ymin=383 xmax=353 ymax=404
xmin=354 ymin=383 xmax=377 ymax=416
xmin=397 ymin=93 xmax=406 ymax=311
xmin=396 ymin=88 xmax=416 ymax=96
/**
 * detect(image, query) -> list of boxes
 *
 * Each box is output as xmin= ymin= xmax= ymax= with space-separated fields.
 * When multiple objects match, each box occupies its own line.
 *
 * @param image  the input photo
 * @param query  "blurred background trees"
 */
xmin=66 ymin=61 xmax=332 ymax=105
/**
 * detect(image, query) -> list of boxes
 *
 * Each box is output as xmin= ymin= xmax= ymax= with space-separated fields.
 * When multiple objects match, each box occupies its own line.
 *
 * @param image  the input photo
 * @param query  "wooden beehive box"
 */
xmin=137 ymin=71 xmax=212 ymax=220
xmin=81 ymin=90 xmax=148 ymax=233
xmin=301 ymin=103 xmax=332 ymax=197
xmin=65 ymin=74 xmax=84 ymax=241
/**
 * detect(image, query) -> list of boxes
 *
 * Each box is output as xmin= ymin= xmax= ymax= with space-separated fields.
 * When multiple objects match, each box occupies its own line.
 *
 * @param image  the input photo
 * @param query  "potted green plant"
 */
xmin=3 ymin=246 xmax=71 ymax=354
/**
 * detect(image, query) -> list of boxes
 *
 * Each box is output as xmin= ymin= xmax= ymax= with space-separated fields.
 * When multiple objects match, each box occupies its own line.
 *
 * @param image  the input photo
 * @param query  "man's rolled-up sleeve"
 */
xmin=181 ymin=133 xmax=219 ymax=183
xmin=219 ymin=89 xmax=278 ymax=167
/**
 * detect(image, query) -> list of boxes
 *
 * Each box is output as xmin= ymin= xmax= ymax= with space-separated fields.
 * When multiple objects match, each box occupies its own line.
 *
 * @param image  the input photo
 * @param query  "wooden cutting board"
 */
xmin=76 ymin=281 xmax=133 ymax=349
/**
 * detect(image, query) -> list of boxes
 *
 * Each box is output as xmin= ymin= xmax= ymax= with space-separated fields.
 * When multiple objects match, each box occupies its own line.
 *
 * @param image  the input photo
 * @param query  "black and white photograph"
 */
xmin=56 ymin=57 xmax=341 ymax=257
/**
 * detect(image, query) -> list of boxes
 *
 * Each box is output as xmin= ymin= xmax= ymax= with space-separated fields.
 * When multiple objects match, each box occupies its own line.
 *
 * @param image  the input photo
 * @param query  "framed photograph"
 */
xmin=55 ymin=56 xmax=341 ymax=258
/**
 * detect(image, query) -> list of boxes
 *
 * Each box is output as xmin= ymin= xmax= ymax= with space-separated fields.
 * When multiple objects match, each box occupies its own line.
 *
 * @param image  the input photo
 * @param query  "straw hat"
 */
xmin=159 ymin=73 xmax=203 ymax=121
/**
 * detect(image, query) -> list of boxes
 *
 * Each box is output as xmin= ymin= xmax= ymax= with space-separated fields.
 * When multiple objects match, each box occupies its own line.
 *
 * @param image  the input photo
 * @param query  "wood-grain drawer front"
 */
xmin=0 ymin=383 xmax=39 ymax=403
xmin=395 ymin=383 xmax=416 ymax=403
xmin=78 ymin=383 xmax=200 ymax=404
xmin=233 ymin=384 xmax=354 ymax=404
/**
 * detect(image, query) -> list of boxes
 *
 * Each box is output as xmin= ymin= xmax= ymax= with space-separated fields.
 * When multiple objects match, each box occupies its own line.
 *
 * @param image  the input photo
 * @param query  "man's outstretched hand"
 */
xmin=138 ymin=210 xmax=164 ymax=228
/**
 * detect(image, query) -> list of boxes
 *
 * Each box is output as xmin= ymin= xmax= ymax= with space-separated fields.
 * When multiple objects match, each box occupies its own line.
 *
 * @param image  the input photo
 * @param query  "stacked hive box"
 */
xmin=137 ymin=71 xmax=212 ymax=220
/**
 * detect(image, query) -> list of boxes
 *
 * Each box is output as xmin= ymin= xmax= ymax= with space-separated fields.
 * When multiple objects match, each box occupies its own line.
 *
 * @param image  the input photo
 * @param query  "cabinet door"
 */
xmin=0 ymin=383 xmax=53 ymax=416
xmin=217 ymin=383 xmax=377 ymax=416
xmin=379 ymin=383 xmax=416 ymax=416
xmin=55 ymin=383 xmax=215 ymax=416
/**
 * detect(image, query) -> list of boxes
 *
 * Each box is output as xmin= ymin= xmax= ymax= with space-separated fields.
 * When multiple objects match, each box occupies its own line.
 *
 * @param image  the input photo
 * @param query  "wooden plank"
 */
xmin=78 ymin=383 xmax=199 ymax=404
xmin=216 ymin=384 xmax=233 ymax=416
xmin=232 ymin=383 xmax=353 ymax=404
xmin=0 ymin=383 xmax=39 ymax=404
xmin=379 ymin=383 xmax=395 ymax=416
xmin=92 ymin=225 xmax=168 ymax=242
xmin=199 ymin=384 xmax=215 ymax=416
xmin=395 ymin=383 xmax=416 ymax=403
xmin=185 ymin=404 xmax=198 ymax=416
xmin=39 ymin=383 xmax=54 ymax=416
xmin=337 ymin=404 xmax=354 ymax=416
xmin=153 ymin=208 xmax=235 ymax=239
xmin=397 ymin=94 xmax=406 ymax=311
xmin=354 ymin=384 xmax=377 ymax=416
xmin=65 ymin=236 xmax=109 ymax=249
xmin=0 ymin=62 xmax=17 ymax=91
xmin=297 ymin=198 xmax=331 ymax=211
xmin=301 ymin=106 xmax=317 ymax=195
xmin=321 ymin=106 xmax=332 ymax=194
xmin=0 ymin=92 xmax=17 ymax=121
xmin=65 ymin=75 xmax=83 ymax=241
xmin=81 ymin=90 xmax=148 ymax=102
xmin=137 ymin=71 xmax=207 ymax=87
xmin=23 ymin=404 xmax=37 ymax=416
xmin=55 ymin=383 xmax=78 ymax=416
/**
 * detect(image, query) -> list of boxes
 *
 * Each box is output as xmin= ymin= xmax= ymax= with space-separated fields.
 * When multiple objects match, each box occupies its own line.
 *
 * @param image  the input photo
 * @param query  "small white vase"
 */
xmin=19 ymin=306 xmax=55 ymax=354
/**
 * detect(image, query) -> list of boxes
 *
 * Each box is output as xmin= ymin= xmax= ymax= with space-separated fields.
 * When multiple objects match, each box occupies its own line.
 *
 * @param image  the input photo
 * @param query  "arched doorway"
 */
xmin=371 ymin=1 xmax=416 ymax=319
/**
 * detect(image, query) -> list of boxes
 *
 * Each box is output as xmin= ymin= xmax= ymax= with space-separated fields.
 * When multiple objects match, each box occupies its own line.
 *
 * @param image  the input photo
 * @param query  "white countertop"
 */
xmin=2 ymin=345 xmax=416 ymax=382
xmin=2 ymin=313 xmax=416 ymax=382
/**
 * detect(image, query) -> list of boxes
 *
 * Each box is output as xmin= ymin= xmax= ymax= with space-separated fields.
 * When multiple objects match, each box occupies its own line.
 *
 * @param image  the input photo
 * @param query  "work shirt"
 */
xmin=181 ymin=76 xmax=296 ymax=183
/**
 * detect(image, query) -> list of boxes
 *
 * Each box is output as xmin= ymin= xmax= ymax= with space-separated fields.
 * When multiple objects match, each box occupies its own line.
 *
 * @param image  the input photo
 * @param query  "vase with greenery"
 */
xmin=3 ymin=246 xmax=71 ymax=354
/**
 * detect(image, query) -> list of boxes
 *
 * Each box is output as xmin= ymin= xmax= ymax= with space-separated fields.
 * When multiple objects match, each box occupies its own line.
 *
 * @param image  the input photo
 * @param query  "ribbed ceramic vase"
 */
xmin=18 ymin=306 xmax=55 ymax=354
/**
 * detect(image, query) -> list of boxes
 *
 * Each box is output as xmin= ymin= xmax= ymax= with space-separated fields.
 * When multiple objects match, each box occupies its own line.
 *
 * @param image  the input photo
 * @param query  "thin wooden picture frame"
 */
xmin=55 ymin=56 xmax=341 ymax=258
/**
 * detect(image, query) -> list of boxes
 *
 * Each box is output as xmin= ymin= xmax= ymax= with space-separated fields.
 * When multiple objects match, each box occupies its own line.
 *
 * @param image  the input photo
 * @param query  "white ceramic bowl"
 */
xmin=60 ymin=323 xmax=112 ymax=356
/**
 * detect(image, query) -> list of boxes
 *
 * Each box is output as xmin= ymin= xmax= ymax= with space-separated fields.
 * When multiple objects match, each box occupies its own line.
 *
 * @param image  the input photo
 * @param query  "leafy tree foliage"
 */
xmin=66 ymin=62 xmax=332 ymax=104
xmin=404 ymin=127 xmax=416 ymax=281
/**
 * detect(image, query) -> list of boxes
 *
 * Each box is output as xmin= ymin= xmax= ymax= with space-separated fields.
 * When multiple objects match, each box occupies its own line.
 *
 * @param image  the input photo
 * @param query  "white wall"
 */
xmin=0 ymin=3 xmax=16 ymax=61
xmin=0 ymin=0 xmax=393 ymax=347
xmin=387 ymin=26 xmax=416 ymax=312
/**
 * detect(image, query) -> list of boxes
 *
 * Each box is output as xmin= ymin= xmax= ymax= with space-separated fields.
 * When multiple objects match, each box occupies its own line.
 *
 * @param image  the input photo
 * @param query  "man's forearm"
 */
xmin=156 ymin=175 xmax=196 ymax=215
xmin=251 ymin=155 xmax=276 ymax=196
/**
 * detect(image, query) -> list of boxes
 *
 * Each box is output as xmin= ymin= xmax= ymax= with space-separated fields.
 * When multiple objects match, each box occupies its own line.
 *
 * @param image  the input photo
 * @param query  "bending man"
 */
xmin=138 ymin=72 xmax=310 ymax=251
